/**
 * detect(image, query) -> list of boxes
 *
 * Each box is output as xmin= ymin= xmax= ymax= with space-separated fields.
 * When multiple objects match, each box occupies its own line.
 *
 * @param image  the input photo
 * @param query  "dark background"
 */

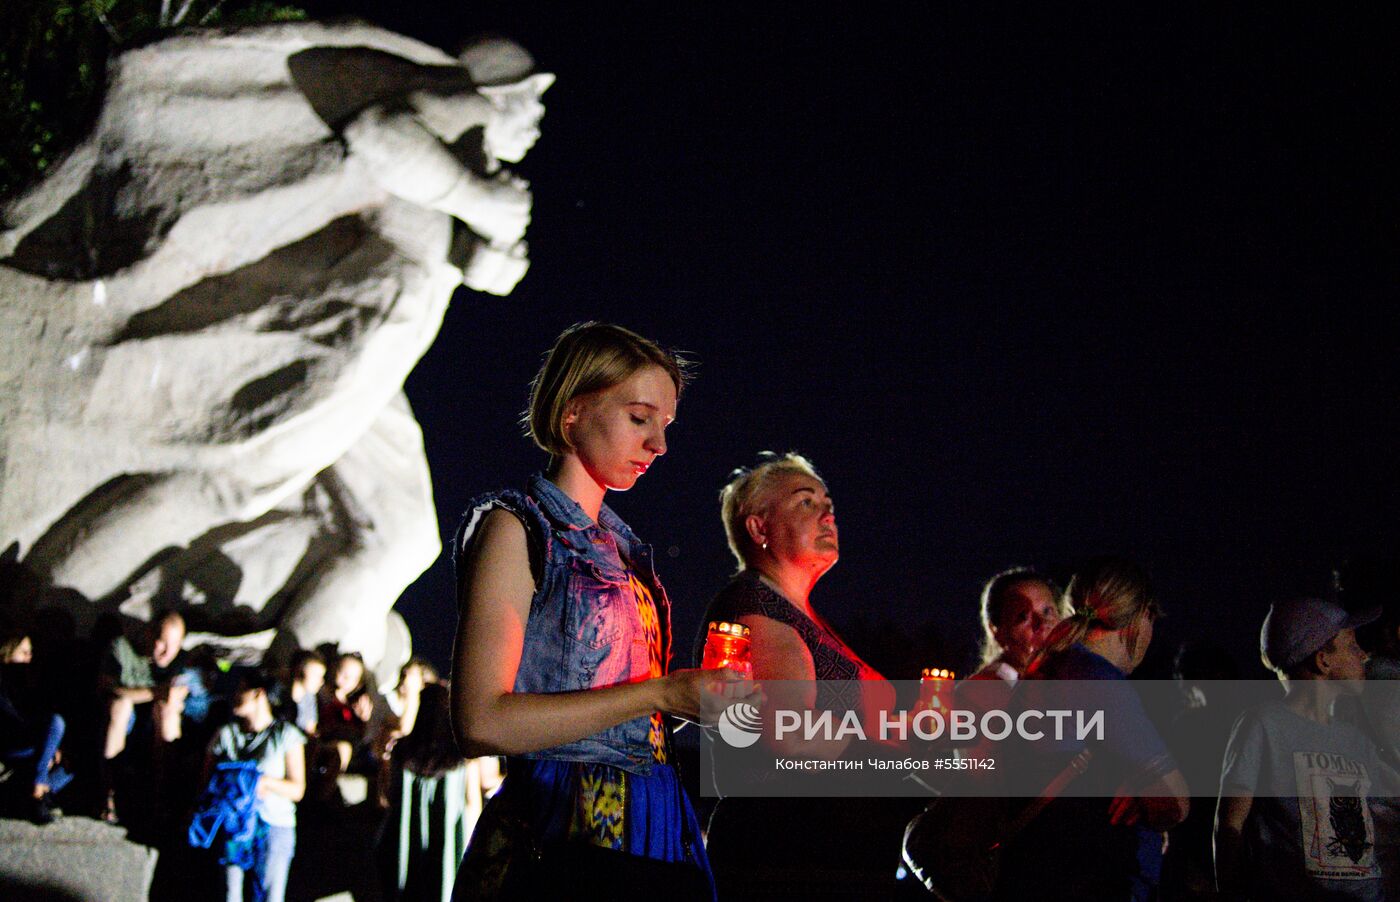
xmin=304 ymin=3 xmax=1398 ymax=680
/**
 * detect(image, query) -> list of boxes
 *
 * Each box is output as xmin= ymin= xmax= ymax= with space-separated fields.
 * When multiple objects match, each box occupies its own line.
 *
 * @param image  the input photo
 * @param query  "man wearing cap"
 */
xmin=1215 ymin=598 xmax=1393 ymax=900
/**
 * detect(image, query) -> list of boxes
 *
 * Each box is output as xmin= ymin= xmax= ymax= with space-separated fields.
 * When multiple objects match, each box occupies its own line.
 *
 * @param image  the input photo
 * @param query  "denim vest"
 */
xmin=453 ymin=473 xmax=672 ymax=775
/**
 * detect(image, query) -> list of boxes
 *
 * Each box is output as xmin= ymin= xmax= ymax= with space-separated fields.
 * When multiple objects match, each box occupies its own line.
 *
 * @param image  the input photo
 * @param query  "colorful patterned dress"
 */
xmin=564 ymin=572 xmax=670 ymax=849
xmin=454 ymin=563 xmax=711 ymax=900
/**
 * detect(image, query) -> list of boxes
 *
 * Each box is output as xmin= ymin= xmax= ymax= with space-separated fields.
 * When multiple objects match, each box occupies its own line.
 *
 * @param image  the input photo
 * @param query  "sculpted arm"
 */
xmin=450 ymin=510 xmax=720 ymax=757
xmin=404 ymin=89 xmax=493 ymax=144
xmin=342 ymin=104 xmax=530 ymax=247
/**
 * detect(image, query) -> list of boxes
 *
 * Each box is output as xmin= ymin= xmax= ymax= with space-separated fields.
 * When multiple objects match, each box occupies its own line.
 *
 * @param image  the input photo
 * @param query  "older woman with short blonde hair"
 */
xmin=718 ymin=453 xmax=823 ymax=568
xmin=697 ymin=452 xmax=907 ymax=897
xmin=699 ymin=452 xmax=878 ymax=683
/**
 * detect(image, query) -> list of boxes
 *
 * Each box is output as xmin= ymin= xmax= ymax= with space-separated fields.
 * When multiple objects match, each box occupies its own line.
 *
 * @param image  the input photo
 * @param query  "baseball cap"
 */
xmin=1260 ymin=597 xmax=1380 ymax=672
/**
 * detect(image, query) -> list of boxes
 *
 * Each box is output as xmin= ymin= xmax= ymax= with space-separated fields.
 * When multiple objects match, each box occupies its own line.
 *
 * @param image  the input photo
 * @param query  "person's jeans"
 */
xmin=0 ymin=713 xmax=72 ymax=795
xmin=225 ymin=822 xmax=295 ymax=902
xmin=35 ymin=713 xmax=67 ymax=791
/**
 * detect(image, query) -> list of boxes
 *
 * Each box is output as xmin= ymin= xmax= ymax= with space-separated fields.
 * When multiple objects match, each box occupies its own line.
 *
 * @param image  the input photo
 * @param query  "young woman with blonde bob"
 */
xmin=450 ymin=322 xmax=746 ymax=900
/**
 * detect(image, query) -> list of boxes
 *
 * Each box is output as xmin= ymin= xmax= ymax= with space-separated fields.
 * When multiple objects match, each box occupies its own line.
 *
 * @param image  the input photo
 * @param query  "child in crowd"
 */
xmin=1216 ymin=597 xmax=1395 ymax=901
xmin=1 ymin=627 xmax=71 ymax=824
xmin=283 ymin=649 xmax=326 ymax=736
xmin=97 ymin=609 xmax=187 ymax=822
xmin=318 ymin=651 xmax=374 ymax=775
xmin=205 ymin=671 xmax=306 ymax=902
xmin=384 ymin=656 xmax=438 ymax=740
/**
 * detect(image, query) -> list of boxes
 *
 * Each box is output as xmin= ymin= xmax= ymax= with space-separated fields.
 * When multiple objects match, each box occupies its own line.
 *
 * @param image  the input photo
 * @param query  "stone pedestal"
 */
xmin=0 ymin=816 xmax=158 ymax=902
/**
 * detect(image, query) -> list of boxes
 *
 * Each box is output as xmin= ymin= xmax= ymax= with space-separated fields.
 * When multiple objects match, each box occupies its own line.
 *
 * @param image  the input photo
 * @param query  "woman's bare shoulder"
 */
xmin=458 ymin=508 xmax=534 ymax=601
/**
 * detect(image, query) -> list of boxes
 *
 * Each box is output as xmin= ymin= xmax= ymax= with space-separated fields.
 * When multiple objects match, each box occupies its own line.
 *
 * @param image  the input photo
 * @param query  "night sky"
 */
xmin=307 ymin=4 xmax=1398 ymax=680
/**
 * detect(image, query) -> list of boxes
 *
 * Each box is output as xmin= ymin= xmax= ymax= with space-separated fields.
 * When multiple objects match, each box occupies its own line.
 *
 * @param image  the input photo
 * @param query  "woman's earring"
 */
xmin=761 ymin=540 xmax=768 ymax=550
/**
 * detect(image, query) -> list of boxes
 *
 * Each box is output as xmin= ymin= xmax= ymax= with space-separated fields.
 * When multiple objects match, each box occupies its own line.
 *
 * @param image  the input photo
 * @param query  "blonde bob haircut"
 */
xmin=526 ymin=322 xmax=688 ymax=456
xmin=719 ymin=451 xmax=823 ymax=571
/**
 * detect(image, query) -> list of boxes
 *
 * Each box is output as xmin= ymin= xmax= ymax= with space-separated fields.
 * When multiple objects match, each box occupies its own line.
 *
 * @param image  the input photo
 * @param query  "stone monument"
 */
xmin=0 ymin=22 xmax=550 ymax=676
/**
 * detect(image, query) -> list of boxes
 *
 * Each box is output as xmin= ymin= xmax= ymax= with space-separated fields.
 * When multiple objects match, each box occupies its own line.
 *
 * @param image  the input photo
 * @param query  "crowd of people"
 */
xmin=441 ymin=322 xmax=1400 ymax=902
xmin=3 ymin=317 xmax=1397 ymax=902
xmin=0 ymin=612 xmax=499 ymax=902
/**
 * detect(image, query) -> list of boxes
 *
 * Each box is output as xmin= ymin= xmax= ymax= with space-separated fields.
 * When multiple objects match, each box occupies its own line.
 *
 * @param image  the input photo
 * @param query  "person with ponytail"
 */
xmin=1023 ymin=557 xmax=1165 ymax=680
xmin=995 ymin=557 xmax=1190 ymax=902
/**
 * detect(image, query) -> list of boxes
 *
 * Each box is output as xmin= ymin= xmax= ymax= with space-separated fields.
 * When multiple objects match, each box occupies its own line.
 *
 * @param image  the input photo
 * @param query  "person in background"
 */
xmin=450 ymin=323 xmax=745 ymax=900
xmin=698 ymin=452 xmax=889 ymax=688
xmin=385 ymin=656 xmax=439 ymax=740
xmin=1342 ymin=555 xmax=1400 ymax=900
xmin=373 ymin=657 xmax=440 ymax=807
xmin=953 ymin=569 xmax=1065 ymax=767
xmin=1342 ymin=556 xmax=1400 ymax=759
xmin=283 ymin=649 xmax=327 ymax=737
xmin=969 ymin=566 xmax=1065 ymax=683
xmin=205 ymin=671 xmax=306 ymax=902
xmin=2 ymin=629 xmax=33 ymax=664
xmin=97 ymin=609 xmax=187 ymax=823
xmin=1 ymin=626 xmax=72 ymax=824
xmin=380 ymin=682 xmax=472 ymax=902
xmin=1161 ymin=640 xmax=1242 ymax=901
xmin=996 ymin=557 xmax=1189 ymax=902
xmin=318 ymin=651 xmax=373 ymax=777
xmin=1215 ymin=597 xmax=1392 ymax=902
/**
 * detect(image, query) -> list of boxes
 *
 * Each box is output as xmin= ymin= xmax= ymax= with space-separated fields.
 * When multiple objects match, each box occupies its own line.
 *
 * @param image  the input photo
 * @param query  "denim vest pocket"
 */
xmin=564 ymin=555 xmax=629 ymax=650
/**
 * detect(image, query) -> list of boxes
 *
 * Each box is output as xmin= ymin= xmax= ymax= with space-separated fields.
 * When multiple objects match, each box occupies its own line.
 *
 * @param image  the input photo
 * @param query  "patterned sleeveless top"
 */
xmin=567 ymin=565 xmax=669 ymax=851
xmin=628 ymin=572 xmax=668 ymax=763
xmin=696 ymin=569 xmax=868 ymax=681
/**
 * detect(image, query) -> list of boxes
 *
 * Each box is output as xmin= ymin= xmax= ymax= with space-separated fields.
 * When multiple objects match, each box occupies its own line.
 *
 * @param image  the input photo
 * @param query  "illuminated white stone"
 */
xmin=0 ymin=22 xmax=549 ymax=673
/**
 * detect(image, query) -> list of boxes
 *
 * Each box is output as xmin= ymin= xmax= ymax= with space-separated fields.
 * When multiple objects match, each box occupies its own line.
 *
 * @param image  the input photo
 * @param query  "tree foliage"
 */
xmin=0 ymin=0 xmax=305 ymax=202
